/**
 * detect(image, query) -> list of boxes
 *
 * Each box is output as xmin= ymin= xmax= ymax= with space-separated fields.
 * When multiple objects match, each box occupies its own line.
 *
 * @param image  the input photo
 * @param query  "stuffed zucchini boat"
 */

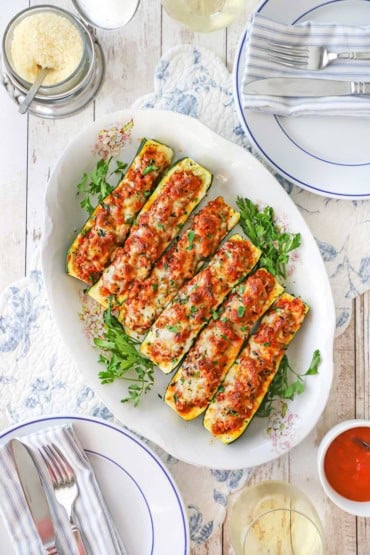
xmin=140 ymin=235 xmax=261 ymax=374
xmin=203 ymin=293 xmax=309 ymax=444
xmin=119 ymin=196 xmax=240 ymax=338
xmin=66 ymin=138 xmax=174 ymax=284
xmin=89 ymin=157 xmax=213 ymax=307
xmin=165 ymin=268 xmax=283 ymax=420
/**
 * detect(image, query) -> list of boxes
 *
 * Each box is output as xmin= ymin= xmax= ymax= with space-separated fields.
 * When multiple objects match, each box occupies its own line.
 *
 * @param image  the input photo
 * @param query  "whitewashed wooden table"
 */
xmin=0 ymin=1 xmax=369 ymax=554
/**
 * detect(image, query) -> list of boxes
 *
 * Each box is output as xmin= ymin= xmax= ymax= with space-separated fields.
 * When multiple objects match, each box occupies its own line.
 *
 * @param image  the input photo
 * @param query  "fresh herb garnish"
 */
xmin=211 ymin=309 xmax=219 ymax=320
xmin=142 ymin=159 xmax=160 ymax=175
xmin=94 ymin=305 xmax=154 ymax=406
xmin=236 ymin=197 xmax=301 ymax=282
xmin=237 ymin=306 xmax=245 ymax=318
xmin=167 ymin=324 xmax=180 ymax=333
xmin=113 ymin=160 xmax=128 ymax=181
xmin=257 ymin=349 xmax=321 ymax=417
xmin=77 ymin=157 xmax=127 ymax=216
xmin=186 ymin=230 xmax=196 ymax=250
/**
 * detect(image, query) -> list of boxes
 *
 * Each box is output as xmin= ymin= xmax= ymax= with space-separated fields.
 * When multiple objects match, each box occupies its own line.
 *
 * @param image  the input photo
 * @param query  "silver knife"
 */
xmin=243 ymin=77 xmax=370 ymax=97
xmin=11 ymin=439 xmax=58 ymax=555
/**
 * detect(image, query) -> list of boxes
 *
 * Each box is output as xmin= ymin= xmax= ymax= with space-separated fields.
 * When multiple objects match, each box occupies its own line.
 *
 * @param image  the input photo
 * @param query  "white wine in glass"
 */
xmin=162 ymin=0 xmax=249 ymax=32
xmin=229 ymin=481 xmax=324 ymax=555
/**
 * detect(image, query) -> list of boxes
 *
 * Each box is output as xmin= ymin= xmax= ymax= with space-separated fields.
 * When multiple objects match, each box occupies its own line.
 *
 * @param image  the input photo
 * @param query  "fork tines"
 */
xmin=268 ymin=41 xmax=309 ymax=68
xmin=41 ymin=443 xmax=75 ymax=486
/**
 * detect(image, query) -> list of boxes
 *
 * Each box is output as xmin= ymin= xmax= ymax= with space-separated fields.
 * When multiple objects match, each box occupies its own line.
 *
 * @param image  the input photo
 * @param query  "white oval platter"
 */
xmin=41 ymin=109 xmax=335 ymax=469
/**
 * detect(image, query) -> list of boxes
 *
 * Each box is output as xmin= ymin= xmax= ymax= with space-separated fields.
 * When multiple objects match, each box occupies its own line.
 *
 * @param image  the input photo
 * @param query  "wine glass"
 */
xmin=228 ymin=480 xmax=324 ymax=555
xmin=161 ymin=0 xmax=259 ymax=33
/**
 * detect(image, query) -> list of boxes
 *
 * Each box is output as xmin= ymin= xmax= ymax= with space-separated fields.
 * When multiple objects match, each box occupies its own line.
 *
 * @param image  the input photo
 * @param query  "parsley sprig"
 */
xmin=236 ymin=197 xmax=319 ymax=415
xmin=142 ymin=158 xmax=160 ymax=176
xmin=77 ymin=158 xmax=127 ymax=216
xmin=94 ymin=305 xmax=154 ymax=406
xmin=257 ymin=349 xmax=321 ymax=417
xmin=236 ymin=197 xmax=301 ymax=282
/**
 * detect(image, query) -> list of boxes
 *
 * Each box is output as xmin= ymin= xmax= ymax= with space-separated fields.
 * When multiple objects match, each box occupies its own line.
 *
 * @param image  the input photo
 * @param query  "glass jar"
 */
xmin=1 ymin=4 xmax=104 ymax=118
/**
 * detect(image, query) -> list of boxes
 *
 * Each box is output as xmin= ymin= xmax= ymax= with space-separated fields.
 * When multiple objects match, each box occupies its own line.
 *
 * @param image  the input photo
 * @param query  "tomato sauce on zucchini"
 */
xmin=66 ymin=139 xmax=174 ymax=284
xmin=204 ymin=293 xmax=308 ymax=444
xmin=165 ymin=269 xmax=283 ymax=420
xmin=140 ymin=235 xmax=261 ymax=374
xmin=119 ymin=197 xmax=239 ymax=338
xmin=88 ymin=157 xmax=212 ymax=307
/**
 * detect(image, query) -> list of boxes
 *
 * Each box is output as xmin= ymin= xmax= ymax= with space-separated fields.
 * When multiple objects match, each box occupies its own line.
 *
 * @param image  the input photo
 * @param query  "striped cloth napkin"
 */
xmin=242 ymin=14 xmax=370 ymax=116
xmin=0 ymin=425 xmax=126 ymax=555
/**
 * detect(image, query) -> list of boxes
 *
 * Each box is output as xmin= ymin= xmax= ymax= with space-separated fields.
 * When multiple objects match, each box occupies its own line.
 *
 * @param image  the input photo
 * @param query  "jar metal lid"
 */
xmin=72 ymin=0 xmax=140 ymax=30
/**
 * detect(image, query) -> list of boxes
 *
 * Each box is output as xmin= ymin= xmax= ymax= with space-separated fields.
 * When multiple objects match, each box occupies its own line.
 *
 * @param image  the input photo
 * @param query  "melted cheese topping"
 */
xmin=140 ymin=235 xmax=261 ymax=373
xmin=67 ymin=140 xmax=173 ymax=283
xmin=91 ymin=158 xmax=212 ymax=304
xmin=120 ymin=197 xmax=239 ymax=337
xmin=203 ymin=293 xmax=308 ymax=443
xmin=165 ymin=269 xmax=283 ymax=420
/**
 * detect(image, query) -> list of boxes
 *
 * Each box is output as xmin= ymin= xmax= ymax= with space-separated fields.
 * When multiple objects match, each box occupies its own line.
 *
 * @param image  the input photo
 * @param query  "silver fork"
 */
xmin=268 ymin=42 xmax=370 ymax=70
xmin=40 ymin=444 xmax=87 ymax=555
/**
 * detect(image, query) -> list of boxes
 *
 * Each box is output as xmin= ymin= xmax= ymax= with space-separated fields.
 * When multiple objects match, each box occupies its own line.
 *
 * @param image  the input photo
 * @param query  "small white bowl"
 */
xmin=317 ymin=419 xmax=370 ymax=517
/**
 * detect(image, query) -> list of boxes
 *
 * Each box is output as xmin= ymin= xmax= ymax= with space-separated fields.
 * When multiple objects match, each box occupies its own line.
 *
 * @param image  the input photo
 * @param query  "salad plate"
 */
xmin=0 ymin=415 xmax=189 ymax=555
xmin=234 ymin=0 xmax=370 ymax=199
xmin=41 ymin=109 xmax=335 ymax=469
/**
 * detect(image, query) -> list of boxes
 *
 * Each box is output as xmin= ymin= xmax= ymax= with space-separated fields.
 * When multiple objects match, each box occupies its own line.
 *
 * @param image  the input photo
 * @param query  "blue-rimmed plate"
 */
xmin=234 ymin=0 xmax=370 ymax=199
xmin=0 ymin=415 xmax=189 ymax=555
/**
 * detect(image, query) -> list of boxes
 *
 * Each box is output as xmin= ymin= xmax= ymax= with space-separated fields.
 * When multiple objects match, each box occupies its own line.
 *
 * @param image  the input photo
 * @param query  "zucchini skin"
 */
xmin=203 ymin=293 xmax=309 ymax=444
xmin=66 ymin=138 xmax=174 ymax=284
xmin=88 ymin=157 xmax=213 ymax=308
xmin=165 ymin=268 xmax=284 ymax=420
xmin=119 ymin=196 xmax=240 ymax=338
xmin=140 ymin=235 xmax=261 ymax=374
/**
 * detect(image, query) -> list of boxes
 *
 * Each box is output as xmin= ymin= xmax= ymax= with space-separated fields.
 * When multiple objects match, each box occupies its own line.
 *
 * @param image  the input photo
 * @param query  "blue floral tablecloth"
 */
xmin=1 ymin=45 xmax=369 ymax=549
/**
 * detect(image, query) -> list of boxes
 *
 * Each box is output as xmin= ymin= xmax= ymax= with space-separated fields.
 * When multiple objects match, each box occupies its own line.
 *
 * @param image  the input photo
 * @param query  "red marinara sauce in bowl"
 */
xmin=318 ymin=420 xmax=370 ymax=516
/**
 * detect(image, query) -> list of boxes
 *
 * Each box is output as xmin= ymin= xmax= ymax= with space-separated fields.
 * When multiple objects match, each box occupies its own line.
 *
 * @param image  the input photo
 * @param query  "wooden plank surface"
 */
xmin=0 ymin=0 xmax=28 ymax=289
xmin=0 ymin=1 xmax=369 ymax=554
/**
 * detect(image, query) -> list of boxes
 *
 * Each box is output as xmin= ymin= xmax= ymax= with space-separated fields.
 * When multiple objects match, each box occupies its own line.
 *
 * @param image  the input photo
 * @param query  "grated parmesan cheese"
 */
xmin=11 ymin=12 xmax=83 ymax=86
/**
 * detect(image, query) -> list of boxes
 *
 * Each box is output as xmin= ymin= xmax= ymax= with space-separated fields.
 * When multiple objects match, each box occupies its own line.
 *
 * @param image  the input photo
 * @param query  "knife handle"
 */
xmin=72 ymin=524 xmax=88 ymax=555
xmin=338 ymin=51 xmax=370 ymax=61
xmin=350 ymin=81 xmax=370 ymax=95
